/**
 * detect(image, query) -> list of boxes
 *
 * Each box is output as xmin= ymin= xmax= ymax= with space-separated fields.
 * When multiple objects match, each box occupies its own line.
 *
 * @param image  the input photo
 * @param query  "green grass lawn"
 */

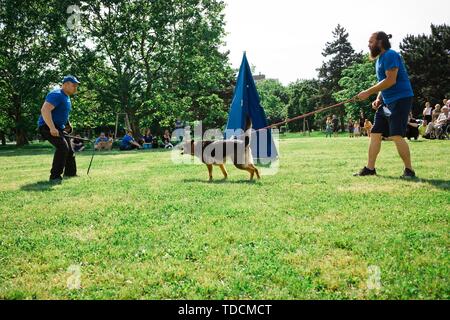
xmin=0 ymin=134 xmax=449 ymax=300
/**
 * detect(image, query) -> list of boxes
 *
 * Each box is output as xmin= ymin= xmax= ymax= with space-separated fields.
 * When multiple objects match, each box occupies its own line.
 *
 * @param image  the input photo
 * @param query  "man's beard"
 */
xmin=369 ymin=46 xmax=382 ymax=60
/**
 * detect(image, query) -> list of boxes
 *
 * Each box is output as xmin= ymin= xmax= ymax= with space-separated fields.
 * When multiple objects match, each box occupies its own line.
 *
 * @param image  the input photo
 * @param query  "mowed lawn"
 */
xmin=0 ymin=134 xmax=448 ymax=300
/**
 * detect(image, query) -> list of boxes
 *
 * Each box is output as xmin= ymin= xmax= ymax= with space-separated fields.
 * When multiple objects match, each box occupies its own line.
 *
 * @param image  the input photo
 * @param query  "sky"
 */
xmin=223 ymin=0 xmax=450 ymax=85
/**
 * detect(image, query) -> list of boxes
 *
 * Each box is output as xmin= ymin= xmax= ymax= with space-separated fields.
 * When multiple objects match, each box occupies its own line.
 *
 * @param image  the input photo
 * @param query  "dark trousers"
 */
xmin=39 ymin=125 xmax=77 ymax=179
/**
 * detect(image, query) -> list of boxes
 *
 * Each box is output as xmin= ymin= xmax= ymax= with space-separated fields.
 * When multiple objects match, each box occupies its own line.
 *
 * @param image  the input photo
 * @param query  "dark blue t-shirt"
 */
xmin=120 ymin=134 xmax=134 ymax=147
xmin=95 ymin=137 xmax=109 ymax=144
xmin=376 ymin=49 xmax=414 ymax=105
xmin=38 ymin=89 xmax=71 ymax=129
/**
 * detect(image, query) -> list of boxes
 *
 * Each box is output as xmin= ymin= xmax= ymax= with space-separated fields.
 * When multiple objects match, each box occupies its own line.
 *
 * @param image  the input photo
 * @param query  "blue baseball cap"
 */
xmin=63 ymin=75 xmax=81 ymax=84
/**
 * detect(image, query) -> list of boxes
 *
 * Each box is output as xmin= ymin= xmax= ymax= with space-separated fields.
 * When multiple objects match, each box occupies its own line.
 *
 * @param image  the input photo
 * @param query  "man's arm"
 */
xmin=358 ymin=68 xmax=398 ymax=102
xmin=132 ymin=140 xmax=142 ymax=148
xmin=41 ymin=102 xmax=59 ymax=137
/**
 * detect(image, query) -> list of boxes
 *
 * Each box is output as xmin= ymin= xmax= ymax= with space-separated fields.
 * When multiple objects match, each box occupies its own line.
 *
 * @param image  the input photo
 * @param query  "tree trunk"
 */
xmin=13 ymin=94 xmax=29 ymax=146
xmin=128 ymin=112 xmax=141 ymax=140
xmin=0 ymin=131 xmax=6 ymax=145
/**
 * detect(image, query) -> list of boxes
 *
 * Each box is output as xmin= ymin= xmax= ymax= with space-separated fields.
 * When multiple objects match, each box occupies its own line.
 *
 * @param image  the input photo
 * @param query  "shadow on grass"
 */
xmin=381 ymin=175 xmax=450 ymax=191
xmin=20 ymin=181 xmax=57 ymax=192
xmin=183 ymin=178 xmax=259 ymax=185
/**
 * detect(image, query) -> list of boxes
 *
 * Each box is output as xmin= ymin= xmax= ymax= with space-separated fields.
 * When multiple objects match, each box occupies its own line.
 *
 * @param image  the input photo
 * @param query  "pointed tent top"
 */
xmin=225 ymin=52 xmax=278 ymax=161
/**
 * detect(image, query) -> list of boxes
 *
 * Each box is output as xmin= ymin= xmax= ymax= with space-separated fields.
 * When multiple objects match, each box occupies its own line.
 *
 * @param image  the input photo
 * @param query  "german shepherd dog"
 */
xmin=181 ymin=119 xmax=260 ymax=181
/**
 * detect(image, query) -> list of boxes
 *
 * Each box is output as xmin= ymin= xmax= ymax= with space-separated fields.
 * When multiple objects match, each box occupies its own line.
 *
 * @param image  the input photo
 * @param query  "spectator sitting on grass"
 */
xmin=432 ymin=104 xmax=441 ymax=122
xmin=143 ymin=128 xmax=153 ymax=143
xmin=406 ymin=113 xmax=419 ymax=141
xmin=120 ymin=130 xmax=142 ymax=151
xmin=71 ymin=135 xmax=85 ymax=152
xmin=433 ymin=106 xmax=449 ymax=137
xmin=152 ymin=136 xmax=159 ymax=149
xmin=95 ymin=132 xmax=112 ymax=151
xmin=161 ymin=129 xmax=174 ymax=149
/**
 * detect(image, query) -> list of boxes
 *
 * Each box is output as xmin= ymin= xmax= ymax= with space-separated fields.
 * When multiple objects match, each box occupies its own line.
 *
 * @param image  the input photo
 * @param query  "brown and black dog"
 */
xmin=181 ymin=135 xmax=261 ymax=182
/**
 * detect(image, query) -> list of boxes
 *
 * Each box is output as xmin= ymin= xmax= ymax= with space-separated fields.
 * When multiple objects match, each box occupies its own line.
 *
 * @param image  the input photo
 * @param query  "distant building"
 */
xmin=253 ymin=73 xmax=266 ymax=82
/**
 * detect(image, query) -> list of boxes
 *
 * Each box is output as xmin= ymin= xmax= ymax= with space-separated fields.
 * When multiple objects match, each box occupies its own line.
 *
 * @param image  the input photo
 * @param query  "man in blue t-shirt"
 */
xmin=38 ymin=75 xmax=80 ymax=183
xmin=94 ymin=132 xmax=112 ymax=151
xmin=120 ymin=130 xmax=142 ymax=151
xmin=356 ymin=32 xmax=416 ymax=179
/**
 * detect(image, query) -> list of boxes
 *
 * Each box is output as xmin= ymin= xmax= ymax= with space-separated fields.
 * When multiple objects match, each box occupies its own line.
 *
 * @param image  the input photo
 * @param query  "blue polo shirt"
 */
xmin=376 ymin=49 xmax=414 ymax=105
xmin=95 ymin=137 xmax=109 ymax=144
xmin=120 ymin=134 xmax=134 ymax=148
xmin=38 ymin=89 xmax=71 ymax=129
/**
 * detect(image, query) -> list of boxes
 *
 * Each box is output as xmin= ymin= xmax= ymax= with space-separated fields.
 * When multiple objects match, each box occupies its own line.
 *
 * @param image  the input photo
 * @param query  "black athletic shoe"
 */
xmin=49 ymin=177 xmax=63 ymax=184
xmin=401 ymin=168 xmax=416 ymax=179
xmin=354 ymin=167 xmax=377 ymax=177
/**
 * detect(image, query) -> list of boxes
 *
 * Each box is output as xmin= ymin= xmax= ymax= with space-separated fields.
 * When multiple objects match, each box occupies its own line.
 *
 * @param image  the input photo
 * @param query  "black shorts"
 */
xmin=372 ymin=97 xmax=413 ymax=138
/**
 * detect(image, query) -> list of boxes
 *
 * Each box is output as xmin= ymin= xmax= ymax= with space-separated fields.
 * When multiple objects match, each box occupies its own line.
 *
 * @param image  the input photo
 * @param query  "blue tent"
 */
xmin=225 ymin=53 xmax=278 ymax=162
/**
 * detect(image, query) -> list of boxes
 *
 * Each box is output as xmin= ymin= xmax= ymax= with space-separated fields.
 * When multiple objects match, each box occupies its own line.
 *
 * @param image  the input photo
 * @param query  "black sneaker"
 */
xmin=401 ymin=168 xmax=416 ymax=179
xmin=354 ymin=167 xmax=377 ymax=177
xmin=49 ymin=177 xmax=63 ymax=184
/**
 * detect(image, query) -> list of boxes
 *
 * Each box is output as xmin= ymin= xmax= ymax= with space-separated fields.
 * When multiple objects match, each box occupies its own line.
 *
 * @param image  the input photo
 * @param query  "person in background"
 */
xmin=348 ymin=119 xmax=355 ymax=138
xmin=152 ymin=136 xmax=159 ymax=149
xmin=431 ymin=106 xmax=449 ymax=138
xmin=332 ymin=115 xmax=339 ymax=137
xmin=95 ymin=132 xmax=112 ymax=151
xmin=71 ymin=134 xmax=85 ymax=152
xmin=364 ymin=119 xmax=373 ymax=138
xmin=325 ymin=116 xmax=333 ymax=138
xmin=422 ymin=102 xmax=433 ymax=126
xmin=120 ymin=130 xmax=142 ymax=151
xmin=432 ymin=104 xmax=441 ymax=122
xmin=354 ymin=123 xmax=361 ymax=137
xmin=359 ymin=111 xmax=366 ymax=136
xmin=143 ymin=128 xmax=153 ymax=144
xmin=406 ymin=112 xmax=419 ymax=141
xmin=161 ymin=129 xmax=173 ymax=149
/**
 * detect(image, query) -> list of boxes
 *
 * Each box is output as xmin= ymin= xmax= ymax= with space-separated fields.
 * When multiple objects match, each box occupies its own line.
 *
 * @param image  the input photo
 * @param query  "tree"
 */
xmin=317 ymin=24 xmax=363 ymax=129
xmin=0 ymin=0 xmax=73 ymax=145
xmin=334 ymin=55 xmax=377 ymax=122
xmin=317 ymin=24 xmax=363 ymax=97
xmin=286 ymin=79 xmax=321 ymax=131
xmin=256 ymin=79 xmax=288 ymax=125
xmin=400 ymin=24 xmax=450 ymax=114
xmin=75 ymin=0 xmax=233 ymax=136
